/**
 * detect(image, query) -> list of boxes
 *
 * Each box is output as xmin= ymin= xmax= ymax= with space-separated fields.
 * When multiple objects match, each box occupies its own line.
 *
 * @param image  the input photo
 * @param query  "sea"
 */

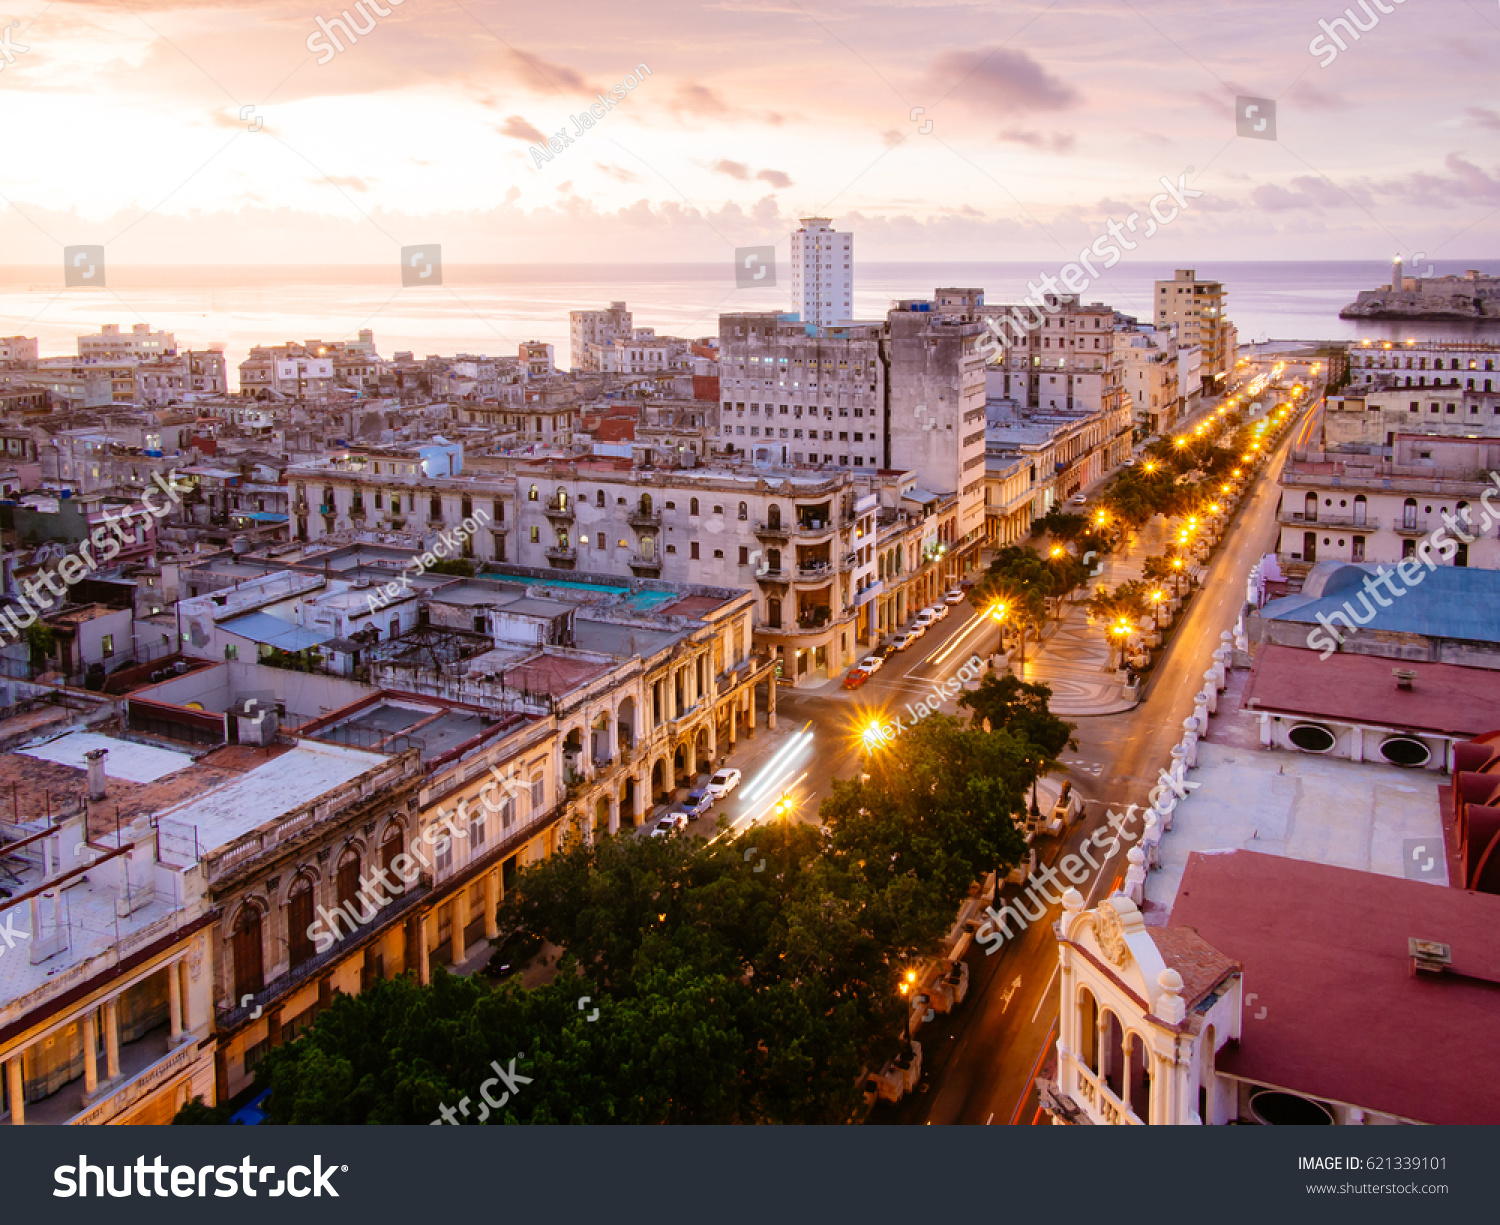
xmin=3 ymin=259 xmax=1498 ymax=383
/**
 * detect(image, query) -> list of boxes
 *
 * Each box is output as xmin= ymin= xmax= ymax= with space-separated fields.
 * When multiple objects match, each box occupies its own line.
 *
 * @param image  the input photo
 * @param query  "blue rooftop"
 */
xmin=1261 ymin=561 xmax=1500 ymax=643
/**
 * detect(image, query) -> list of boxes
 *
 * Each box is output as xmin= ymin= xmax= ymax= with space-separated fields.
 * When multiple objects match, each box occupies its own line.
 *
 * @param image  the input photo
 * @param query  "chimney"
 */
xmin=1393 ymin=667 xmax=1417 ymax=690
xmin=85 ymin=748 xmax=108 ymax=800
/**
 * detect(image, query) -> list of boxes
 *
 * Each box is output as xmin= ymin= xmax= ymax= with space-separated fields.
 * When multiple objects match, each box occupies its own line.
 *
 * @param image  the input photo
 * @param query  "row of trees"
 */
xmin=179 ymin=678 xmax=1075 ymax=1124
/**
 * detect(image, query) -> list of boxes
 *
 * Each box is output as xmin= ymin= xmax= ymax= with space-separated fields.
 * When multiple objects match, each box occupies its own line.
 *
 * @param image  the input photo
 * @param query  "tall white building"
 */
xmin=790 ymin=218 xmax=852 ymax=327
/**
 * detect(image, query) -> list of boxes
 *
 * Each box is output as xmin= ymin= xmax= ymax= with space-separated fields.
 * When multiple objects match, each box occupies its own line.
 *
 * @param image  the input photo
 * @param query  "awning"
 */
xmin=221 ymin=612 xmax=332 ymax=652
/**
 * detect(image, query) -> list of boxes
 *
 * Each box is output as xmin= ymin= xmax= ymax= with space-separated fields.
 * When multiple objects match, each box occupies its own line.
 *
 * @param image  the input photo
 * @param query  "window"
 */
xmin=529 ymin=526 xmax=539 ymax=543
xmin=530 ymin=773 xmax=545 ymax=811
xmin=739 ymin=546 xmax=750 ymax=564
xmin=690 ymin=542 xmax=700 ymax=559
xmin=469 ymin=810 xmax=487 ymax=848
xmin=596 ymin=533 xmax=605 ymax=550
xmin=231 ymin=907 xmax=264 ymax=999
xmin=224 ymin=644 xmax=238 ymax=661
xmin=738 ymin=502 xmax=748 ymax=520
xmin=690 ymin=498 xmax=700 ymax=516
xmin=100 ymin=634 xmax=114 ymax=658
xmin=528 ymin=485 xmax=538 ymax=501
xmin=288 ymin=881 xmax=315 ymax=968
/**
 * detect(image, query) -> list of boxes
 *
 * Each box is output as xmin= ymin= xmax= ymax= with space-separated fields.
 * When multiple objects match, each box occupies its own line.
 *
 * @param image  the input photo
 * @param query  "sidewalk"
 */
xmin=1012 ymin=518 xmax=1174 ymax=717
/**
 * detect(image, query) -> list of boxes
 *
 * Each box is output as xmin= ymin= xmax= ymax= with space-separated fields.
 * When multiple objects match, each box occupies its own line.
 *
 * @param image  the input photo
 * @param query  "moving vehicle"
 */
xmin=650 ymin=813 xmax=689 ymax=838
xmin=683 ymin=789 xmax=712 ymax=819
xmin=707 ymin=768 xmax=742 ymax=798
xmin=859 ymin=654 xmax=884 ymax=674
xmin=843 ymin=667 xmax=870 ymax=689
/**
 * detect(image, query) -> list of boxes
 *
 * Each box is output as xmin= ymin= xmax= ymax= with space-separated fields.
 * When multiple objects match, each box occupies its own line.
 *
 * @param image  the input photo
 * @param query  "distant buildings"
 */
xmin=569 ymin=301 xmax=633 ymax=370
xmin=789 ymin=217 xmax=852 ymax=327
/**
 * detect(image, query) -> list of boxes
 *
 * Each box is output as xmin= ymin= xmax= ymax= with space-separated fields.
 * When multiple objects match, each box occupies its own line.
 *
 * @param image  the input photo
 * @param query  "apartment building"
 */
xmin=569 ymin=301 xmax=633 ymax=370
xmin=717 ymin=293 xmax=989 ymax=573
xmin=790 ymin=217 xmax=852 ymax=328
xmin=77 ymin=324 xmax=177 ymax=362
xmin=0 ymin=337 xmax=39 ymax=365
xmin=1115 ymin=323 xmax=1182 ymax=436
xmin=1347 ymin=338 xmax=1500 ymax=392
xmin=1154 ymin=269 xmax=1234 ymax=393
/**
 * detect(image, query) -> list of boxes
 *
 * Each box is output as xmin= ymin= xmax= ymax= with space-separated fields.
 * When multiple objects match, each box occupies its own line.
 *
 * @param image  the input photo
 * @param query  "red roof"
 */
xmin=1172 ymin=850 xmax=1500 ymax=1124
xmin=1242 ymin=643 xmax=1500 ymax=738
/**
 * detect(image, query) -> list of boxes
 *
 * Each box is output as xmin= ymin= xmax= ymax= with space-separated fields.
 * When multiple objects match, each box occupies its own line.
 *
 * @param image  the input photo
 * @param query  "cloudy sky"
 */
xmin=1 ymin=0 xmax=1497 ymax=267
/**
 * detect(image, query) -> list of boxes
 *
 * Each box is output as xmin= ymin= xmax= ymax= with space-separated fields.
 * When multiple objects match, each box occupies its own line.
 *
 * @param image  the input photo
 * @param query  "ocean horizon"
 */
xmin=4 ymin=259 xmax=1498 ymax=386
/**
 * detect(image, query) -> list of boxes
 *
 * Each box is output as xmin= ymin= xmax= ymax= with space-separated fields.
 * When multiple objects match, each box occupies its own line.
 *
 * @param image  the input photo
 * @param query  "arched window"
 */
xmin=528 ymin=484 xmax=539 ymax=501
xmin=556 ymin=486 xmax=568 ymax=510
xmin=380 ymin=823 xmax=404 ymax=873
xmin=640 ymin=493 xmax=653 ymax=514
xmin=766 ymin=503 xmax=779 ymax=528
xmin=738 ymin=501 xmax=749 ymax=521
xmin=595 ymin=489 xmax=605 ymax=508
xmin=287 ymin=877 xmax=315 ymax=968
xmin=336 ymin=847 xmax=362 ymax=914
xmin=767 ymin=597 xmax=782 ymax=628
xmin=231 ymin=905 xmax=264 ymax=999
xmin=690 ymin=497 xmax=700 ymax=516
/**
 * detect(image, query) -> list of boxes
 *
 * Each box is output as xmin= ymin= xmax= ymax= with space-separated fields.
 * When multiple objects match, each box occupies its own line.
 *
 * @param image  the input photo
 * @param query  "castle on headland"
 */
xmin=1340 ymin=261 xmax=1500 ymax=321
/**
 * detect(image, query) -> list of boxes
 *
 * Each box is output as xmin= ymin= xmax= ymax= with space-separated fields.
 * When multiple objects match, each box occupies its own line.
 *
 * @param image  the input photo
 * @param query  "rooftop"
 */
xmin=1260 ymin=561 xmax=1500 ymax=645
xmin=1172 ymin=849 xmax=1500 ymax=1125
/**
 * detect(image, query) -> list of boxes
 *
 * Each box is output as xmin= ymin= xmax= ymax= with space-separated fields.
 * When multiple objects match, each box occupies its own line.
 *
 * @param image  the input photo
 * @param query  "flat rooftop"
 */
xmin=1261 ymin=562 xmax=1500 ymax=644
xmin=294 ymin=694 xmax=529 ymax=765
xmin=1172 ymin=849 xmax=1500 ymax=1125
xmin=1244 ymin=643 xmax=1500 ymax=739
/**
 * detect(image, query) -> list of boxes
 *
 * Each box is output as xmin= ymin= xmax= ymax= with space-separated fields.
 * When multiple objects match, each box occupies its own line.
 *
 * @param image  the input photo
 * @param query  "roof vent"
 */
xmin=1393 ymin=667 xmax=1417 ymax=690
xmin=1409 ymin=937 xmax=1451 ymax=975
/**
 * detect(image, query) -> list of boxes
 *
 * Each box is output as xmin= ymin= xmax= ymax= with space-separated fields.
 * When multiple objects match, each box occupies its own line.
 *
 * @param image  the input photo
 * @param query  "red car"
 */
xmin=842 ymin=667 xmax=870 ymax=689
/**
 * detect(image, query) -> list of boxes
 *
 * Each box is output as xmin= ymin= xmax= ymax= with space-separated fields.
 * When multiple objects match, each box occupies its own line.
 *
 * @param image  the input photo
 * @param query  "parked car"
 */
xmin=487 ymin=927 xmax=545 ymax=980
xmin=650 ymin=812 xmax=689 ymax=838
xmin=928 ymin=603 xmax=949 ymax=621
xmin=843 ymin=667 xmax=870 ymax=689
xmin=859 ymin=654 xmax=884 ymax=674
xmin=875 ymin=643 xmax=898 ymax=661
xmin=707 ymin=768 xmax=742 ymax=798
xmin=891 ymin=632 xmax=917 ymax=651
xmin=914 ymin=609 xmax=936 ymax=629
xmin=683 ymin=789 xmax=712 ymax=819
xmin=945 ymin=588 xmax=965 ymax=605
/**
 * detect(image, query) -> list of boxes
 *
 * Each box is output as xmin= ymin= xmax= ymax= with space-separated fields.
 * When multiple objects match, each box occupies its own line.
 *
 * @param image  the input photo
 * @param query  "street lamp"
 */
xmin=900 ymin=970 xmax=917 ymax=1051
xmin=1110 ymin=621 xmax=1131 ymax=671
xmin=1150 ymin=588 xmax=1164 ymax=629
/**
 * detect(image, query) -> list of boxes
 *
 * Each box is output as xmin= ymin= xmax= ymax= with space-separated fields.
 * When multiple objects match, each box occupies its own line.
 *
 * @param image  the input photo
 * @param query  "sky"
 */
xmin=0 ymin=0 xmax=1498 ymax=271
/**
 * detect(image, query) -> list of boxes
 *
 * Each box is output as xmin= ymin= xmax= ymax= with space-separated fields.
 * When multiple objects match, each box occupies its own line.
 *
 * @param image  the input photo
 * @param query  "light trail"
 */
xmin=923 ymin=611 xmax=990 ymax=669
xmin=740 ymin=724 xmax=813 ymax=804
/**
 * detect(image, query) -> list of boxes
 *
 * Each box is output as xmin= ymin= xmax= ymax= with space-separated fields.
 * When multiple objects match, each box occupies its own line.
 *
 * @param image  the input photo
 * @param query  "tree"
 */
xmin=959 ymin=673 xmax=1077 ymax=761
xmin=426 ymin=558 xmax=477 ymax=577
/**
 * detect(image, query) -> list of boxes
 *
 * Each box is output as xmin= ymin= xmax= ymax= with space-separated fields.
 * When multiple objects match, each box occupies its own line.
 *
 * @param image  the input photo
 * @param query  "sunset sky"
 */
xmin=1 ymin=0 xmax=1497 ymax=269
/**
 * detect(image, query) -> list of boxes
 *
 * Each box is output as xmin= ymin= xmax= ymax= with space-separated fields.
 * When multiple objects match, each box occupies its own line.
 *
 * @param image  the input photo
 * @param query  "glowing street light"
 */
xmin=1150 ymin=588 xmax=1165 ymax=629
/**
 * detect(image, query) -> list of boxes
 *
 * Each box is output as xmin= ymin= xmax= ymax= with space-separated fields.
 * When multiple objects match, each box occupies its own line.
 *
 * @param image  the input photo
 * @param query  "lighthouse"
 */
xmin=1391 ymin=254 xmax=1404 ymax=292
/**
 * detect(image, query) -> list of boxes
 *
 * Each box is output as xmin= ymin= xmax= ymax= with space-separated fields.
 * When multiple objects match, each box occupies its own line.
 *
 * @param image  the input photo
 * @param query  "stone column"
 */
xmin=103 ymin=998 xmax=120 ymax=1083
xmin=484 ymin=873 xmax=500 ymax=940
xmin=767 ymin=676 xmax=777 ymax=731
xmin=6 ymin=1055 xmax=23 ymax=1125
xmin=418 ymin=912 xmax=434 ymax=985
xmin=607 ymin=796 xmax=620 ymax=836
xmin=1202 ymin=670 xmax=1219 ymax=714
xmin=82 ymin=1010 xmax=98 ymax=1098
xmin=168 ymin=963 xmax=183 ymax=1043
xmin=178 ymin=960 xmax=192 ymax=1034
xmin=1182 ymin=716 xmax=1200 ymax=768
xmin=449 ymin=897 xmax=466 ymax=965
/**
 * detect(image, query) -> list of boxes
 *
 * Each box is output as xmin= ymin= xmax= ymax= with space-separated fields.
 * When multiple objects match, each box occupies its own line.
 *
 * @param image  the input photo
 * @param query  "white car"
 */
xmin=891 ymin=631 xmax=918 ymax=651
xmin=650 ymin=813 xmax=688 ymax=838
xmin=859 ymin=654 xmax=884 ymax=674
xmin=914 ymin=610 xmax=936 ymax=629
xmin=1068 ymin=494 xmax=1088 ymax=507
xmin=928 ymin=603 xmax=949 ymax=621
xmin=707 ymin=768 xmax=742 ymax=799
xmin=944 ymin=589 xmax=964 ymax=605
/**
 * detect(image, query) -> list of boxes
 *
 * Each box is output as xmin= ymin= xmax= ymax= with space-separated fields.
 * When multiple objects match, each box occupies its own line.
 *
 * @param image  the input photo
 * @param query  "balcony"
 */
xmin=626 ymin=506 xmax=662 ymax=529
xmin=1277 ymin=510 xmax=1374 ymax=529
xmin=756 ymin=567 xmax=788 ymax=584
xmin=753 ymin=519 xmax=789 ymax=543
xmin=796 ymin=561 xmax=833 ymax=578
xmin=544 ymin=496 xmax=574 ymax=522
xmin=1392 ymin=517 xmax=1432 ymax=536
xmin=628 ymin=553 xmax=662 ymax=575
xmin=545 ymin=544 xmax=577 ymax=565
xmin=349 ymin=504 xmax=367 ymax=519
